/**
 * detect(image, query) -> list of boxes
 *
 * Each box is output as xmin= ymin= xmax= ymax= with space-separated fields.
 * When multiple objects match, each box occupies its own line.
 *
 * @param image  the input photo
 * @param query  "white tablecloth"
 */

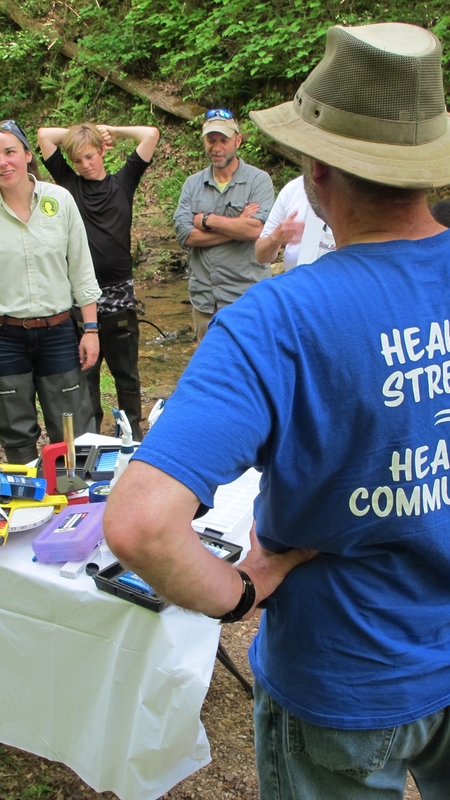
xmin=0 ymin=520 xmax=220 ymax=800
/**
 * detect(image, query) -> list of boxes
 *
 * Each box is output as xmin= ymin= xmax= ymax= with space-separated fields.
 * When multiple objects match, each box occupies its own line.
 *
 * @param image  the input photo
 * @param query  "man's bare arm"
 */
xmin=103 ymin=461 xmax=316 ymax=619
xmin=196 ymin=202 xmax=263 ymax=242
xmin=186 ymin=202 xmax=262 ymax=247
xmin=184 ymin=229 xmax=231 ymax=247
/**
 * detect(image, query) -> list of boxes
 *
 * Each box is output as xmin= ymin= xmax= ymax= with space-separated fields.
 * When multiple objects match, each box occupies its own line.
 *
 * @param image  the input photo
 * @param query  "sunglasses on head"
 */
xmin=205 ymin=109 xmax=234 ymax=120
xmin=0 ymin=119 xmax=30 ymax=149
xmin=0 ymin=119 xmax=26 ymax=135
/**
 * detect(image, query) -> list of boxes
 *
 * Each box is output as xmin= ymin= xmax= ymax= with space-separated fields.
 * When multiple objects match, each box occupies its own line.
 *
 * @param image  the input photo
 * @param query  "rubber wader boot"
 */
xmin=116 ymin=389 xmax=143 ymax=442
xmin=35 ymin=368 xmax=96 ymax=443
xmin=0 ymin=372 xmax=40 ymax=463
xmin=85 ymin=369 xmax=103 ymax=434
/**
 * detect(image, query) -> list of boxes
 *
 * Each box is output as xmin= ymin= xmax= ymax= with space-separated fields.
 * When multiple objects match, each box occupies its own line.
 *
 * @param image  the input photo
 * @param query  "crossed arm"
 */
xmin=175 ymin=170 xmax=273 ymax=250
xmin=185 ymin=202 xmax=263 ymax=247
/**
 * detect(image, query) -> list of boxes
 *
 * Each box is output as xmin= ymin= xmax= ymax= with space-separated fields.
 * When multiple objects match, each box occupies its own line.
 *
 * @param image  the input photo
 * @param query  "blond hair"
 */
xmin=62 ymin=123 xmax=104 ymax=162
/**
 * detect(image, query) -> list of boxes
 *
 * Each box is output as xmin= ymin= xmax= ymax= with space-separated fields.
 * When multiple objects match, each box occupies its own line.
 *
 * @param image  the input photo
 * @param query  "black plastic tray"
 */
xmin=198 ymin=530 xmax=242 ymax=563
xmin=84 ymin=445 xmax=121 ymax=480
xmin=93 ymin=561 xmax=167 ymax=612
xmin=93 ymin=532 xmax=242 ymax=612
xmin=37 ymin=444 xmax=120 ymax=481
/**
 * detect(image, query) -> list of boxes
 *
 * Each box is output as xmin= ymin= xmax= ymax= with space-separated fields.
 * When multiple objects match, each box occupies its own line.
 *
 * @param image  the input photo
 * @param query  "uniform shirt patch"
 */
xmin=40 ymin=196 xmax=59 ymax=216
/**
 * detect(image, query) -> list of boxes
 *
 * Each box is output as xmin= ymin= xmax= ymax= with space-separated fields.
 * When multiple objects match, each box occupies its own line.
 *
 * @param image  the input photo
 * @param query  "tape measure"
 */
xmin=9 ymin=505 xmax=54 ymax=532
xmin=89 ymin=481 xmax=111 ymax=503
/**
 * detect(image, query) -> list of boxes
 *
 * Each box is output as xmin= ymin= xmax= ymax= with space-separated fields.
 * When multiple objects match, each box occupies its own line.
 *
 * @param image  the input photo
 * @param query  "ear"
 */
xmin=310 ymin=159 xmax=329 ymax=185
xmin=235 ymin=133 xmax=243 ymax=149
xmin=25 ymin=149 xmax=32 ymax=164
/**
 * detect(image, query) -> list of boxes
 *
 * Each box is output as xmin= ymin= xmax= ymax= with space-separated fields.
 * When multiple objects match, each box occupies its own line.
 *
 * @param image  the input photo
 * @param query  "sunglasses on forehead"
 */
xmin=0 ymin=119 xmax=26 ymax=135
xmin=205 ymin=109 xmax=234 ymax=120
xmin=0 ymin=119 xmax=30 ymax=149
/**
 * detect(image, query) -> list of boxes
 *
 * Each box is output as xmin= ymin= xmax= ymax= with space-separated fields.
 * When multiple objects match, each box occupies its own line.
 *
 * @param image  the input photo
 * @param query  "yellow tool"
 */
xmin=0 ymin=464 xmax=38 ymax=478
xmin=0 ymin=493 xmax=68 ymax=546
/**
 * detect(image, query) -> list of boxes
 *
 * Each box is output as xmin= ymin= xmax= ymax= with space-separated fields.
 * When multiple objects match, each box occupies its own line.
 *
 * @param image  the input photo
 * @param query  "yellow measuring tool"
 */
xmin=0 ymin=493 xmax=68 ymax=546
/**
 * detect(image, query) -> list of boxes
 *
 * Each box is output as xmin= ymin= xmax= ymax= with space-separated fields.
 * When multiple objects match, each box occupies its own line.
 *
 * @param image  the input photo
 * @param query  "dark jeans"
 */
xmin=0 ymin=320 xmax=94 ymax=461
xmin=0 ymin=318 xmax=79 ymax=378
xmin=73 ymin=308 xmax=143 ymax=441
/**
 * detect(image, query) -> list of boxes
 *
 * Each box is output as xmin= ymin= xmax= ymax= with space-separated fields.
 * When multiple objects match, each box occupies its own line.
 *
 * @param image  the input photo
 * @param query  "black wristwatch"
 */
xmin=211 ymin=569 xmax=256 ymax=624
xmin=202 ymin=212 xmax=212 ymax=231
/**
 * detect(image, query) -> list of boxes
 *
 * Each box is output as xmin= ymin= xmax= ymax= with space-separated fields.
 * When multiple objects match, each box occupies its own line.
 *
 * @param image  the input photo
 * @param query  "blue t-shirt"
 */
xmin=134 ymin=231 xmax=450 ymax=729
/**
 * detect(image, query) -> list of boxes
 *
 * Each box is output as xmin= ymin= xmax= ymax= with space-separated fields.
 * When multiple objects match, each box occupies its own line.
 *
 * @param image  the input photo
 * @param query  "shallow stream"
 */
xmin=132 ymin=242 xmax=196 ymax=421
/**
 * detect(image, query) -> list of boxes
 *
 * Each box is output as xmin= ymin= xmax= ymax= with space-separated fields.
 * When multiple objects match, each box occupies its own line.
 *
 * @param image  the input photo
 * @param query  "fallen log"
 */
xmin=0 ymin=0 xmax=302 ymax=165
xmin=0 ymin=0 xmax=205 ymax=120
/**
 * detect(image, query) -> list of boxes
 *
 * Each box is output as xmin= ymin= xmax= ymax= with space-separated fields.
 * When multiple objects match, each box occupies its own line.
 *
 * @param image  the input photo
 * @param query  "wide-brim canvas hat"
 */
xmin=249 ymin=23 xmax=450 ymax=188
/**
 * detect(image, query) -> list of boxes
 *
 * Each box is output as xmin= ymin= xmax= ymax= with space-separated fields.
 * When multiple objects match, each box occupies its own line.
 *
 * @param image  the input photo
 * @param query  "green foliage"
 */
xmin=53 ymin=0 xmax=450 ymax=109
xmin=0 ymin=27 xmax=49 ymax=112
xmin=0 ymin=0 xmax=448 ymax=234
xmin=18 ymin=785 xmax=52 ymax=799
xmin=2 ymin=0 xmax=450 ymax=160
xmin=117 ymin=0 xmax=333 ymax=103
xmin=154 ymin=162 xmax=189 ymax=223
xmin=99 ymin=363 xmax=117 ymax=418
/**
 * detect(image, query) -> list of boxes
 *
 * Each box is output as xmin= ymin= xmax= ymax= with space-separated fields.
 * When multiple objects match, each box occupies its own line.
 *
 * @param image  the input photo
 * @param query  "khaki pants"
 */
xmin=192 ymin=307 xmax=217 ymax=342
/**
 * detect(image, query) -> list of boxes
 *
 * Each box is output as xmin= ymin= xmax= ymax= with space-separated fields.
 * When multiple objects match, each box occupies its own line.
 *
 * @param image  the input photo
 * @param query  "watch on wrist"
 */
xmin=202 ymin=212 xmax=212 ymax=231
xmin=212 ymin=569 xmax=256 ymax=624
xmin=83 ymin=322 xmax=99 ymax=331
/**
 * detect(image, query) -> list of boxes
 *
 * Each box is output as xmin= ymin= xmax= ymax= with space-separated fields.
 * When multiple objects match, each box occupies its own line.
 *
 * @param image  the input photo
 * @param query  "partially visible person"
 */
xmin=0 ymin=120 xmax=100 ymax=464
xmin=37 ymin=123 xmax=160 ymax=441
xmin=430 ymin=198 xmax=450 ymax=227
xmin=105 ymin=22 xmax=450 ymax=800
xmin=255 ymin=175 xmax=335 ymax=269
xmin=174 ymin=110 xmax=274 ymax=341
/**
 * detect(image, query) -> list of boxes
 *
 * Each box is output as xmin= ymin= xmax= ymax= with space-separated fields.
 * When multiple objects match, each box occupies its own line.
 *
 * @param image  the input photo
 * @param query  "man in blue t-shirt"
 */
xmin=104 ymin=23 xmax=450 ymax=800
xmin=38 ymin=123 xmax=159 ymax=441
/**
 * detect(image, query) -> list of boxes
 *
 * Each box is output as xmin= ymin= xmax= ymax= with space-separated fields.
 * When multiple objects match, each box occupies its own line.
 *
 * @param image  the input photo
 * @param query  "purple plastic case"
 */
xmin=32 ymin=502 xmax=105 ymax=563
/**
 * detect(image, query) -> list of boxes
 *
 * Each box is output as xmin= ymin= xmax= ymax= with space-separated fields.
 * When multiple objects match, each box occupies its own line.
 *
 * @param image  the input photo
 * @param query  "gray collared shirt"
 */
xmin=174 ymin=158 xmax=274 ymax=313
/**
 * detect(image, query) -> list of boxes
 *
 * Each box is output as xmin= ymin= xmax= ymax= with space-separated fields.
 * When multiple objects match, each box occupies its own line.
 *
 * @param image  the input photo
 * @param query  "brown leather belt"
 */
xmin=0 ymin=310 xmax=71 ymax=329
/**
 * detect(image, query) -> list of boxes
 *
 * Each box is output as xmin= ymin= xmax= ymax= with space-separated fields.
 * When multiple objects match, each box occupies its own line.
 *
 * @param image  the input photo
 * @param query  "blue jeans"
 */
xmin=0 ymin=318 xmax=79 ymax=377
xmin=254 ymin=681 xmax=450 ymax=799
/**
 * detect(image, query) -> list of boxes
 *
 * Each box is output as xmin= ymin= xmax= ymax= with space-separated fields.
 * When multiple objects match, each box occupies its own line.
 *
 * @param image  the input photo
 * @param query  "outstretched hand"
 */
xmin=275 ymin=211 xmax=305 ymax=245
xmin=238 ymin=521 xmax=318 ymax=619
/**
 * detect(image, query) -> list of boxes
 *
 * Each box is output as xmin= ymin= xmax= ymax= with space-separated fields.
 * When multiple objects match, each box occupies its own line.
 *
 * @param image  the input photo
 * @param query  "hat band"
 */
xmin=296 ymin=91 xmax=448 ymax=146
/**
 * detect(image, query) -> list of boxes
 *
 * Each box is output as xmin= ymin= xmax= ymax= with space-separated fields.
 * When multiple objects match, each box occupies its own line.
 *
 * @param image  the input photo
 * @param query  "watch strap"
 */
xmin=217 ymin=569 xmax=256 ymax=624
xmin=202 ymin=212 xmax=212 ymax=231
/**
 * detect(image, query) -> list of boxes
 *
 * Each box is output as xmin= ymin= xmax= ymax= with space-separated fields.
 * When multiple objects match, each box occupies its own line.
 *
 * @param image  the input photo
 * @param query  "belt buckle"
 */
xmin=22 ymin=318 xmax=37 ymax=329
